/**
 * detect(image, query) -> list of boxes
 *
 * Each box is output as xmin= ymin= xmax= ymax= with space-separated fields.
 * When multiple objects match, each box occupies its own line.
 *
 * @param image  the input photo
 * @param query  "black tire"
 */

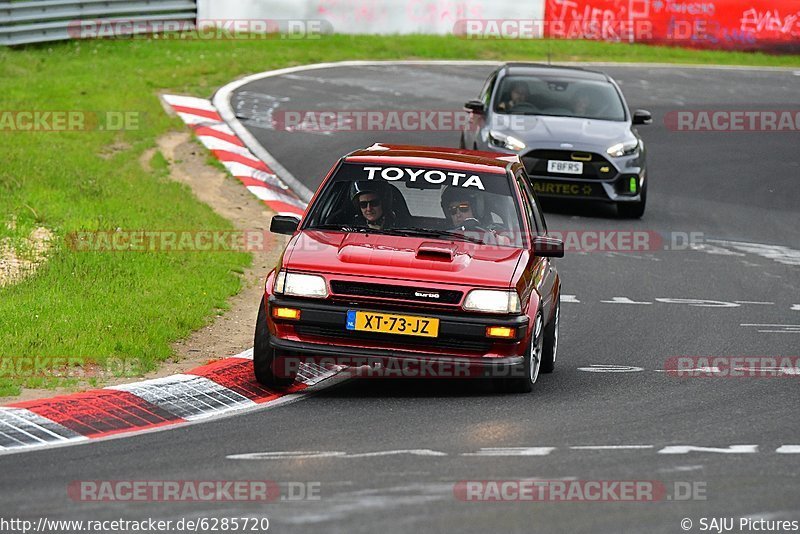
xmin=540 ymin=296 xmax=560 ymax=374
xmin=495 ymin=313 xmax=543 ymax=394
xmin=253 ymin=296 xmax=296 ymax=389
xmin=617 ymin=180 xmax=647 ymax=218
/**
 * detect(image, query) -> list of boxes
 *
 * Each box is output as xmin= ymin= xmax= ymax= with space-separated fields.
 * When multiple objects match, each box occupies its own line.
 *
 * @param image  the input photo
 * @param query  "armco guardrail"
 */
xmin=0 ymin=0 xmax=197 ymax=46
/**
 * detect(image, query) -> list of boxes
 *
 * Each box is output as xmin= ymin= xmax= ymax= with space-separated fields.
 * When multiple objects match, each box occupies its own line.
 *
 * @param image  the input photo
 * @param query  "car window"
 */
xmin=303 ymin=162 xmax=525 ymax=248
xmin=479 ymin=72 xmax=497 ymax=109
xmin=515 ymin=172 xmax=538 ymax=238
xmin=517 ymin=171 xmax=545 ymax=235
xmin=478 ymin=73 xmax=497 ymax=109
xmin=493 ymin=75 xmax=626 ymax=121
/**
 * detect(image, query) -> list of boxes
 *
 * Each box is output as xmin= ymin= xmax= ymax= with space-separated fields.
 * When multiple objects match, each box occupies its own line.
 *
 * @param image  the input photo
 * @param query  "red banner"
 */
xmin=544 ymin=0 xmax=800 ymax=52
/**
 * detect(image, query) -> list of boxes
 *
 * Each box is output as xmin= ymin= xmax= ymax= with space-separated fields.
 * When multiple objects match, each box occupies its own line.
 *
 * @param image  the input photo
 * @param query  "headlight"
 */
xmin=463 ymin=290 xmax=521 ymax=314
xmin=274 ymin=271 xmax=286 ymax=293
xmin=606 ymin=139 xmax=640 ymax=158
xmin=274 ymin=271 xmax=328 ymax=298
xmin=489 ymin=131 xmax=526 ymax=152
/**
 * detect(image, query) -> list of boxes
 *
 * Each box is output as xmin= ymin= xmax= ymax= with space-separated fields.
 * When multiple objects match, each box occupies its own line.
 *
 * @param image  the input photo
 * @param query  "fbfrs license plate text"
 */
xmin=547 ymin=160 xmax=583 ymax=174
xmin=347 ymin=311 xmax=439 ymax=338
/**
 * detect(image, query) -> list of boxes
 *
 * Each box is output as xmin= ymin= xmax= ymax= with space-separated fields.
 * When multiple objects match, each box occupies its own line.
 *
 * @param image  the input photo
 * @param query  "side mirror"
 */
xmin=464 ymin=100 xmax=486 ymax=114
xmin=270 ymin=215 xmax=301 ymax=235
xmin=632 ymin=109 xmax=653 ymax=125
xmin=533 ymin=236 xmax=564 ymax=258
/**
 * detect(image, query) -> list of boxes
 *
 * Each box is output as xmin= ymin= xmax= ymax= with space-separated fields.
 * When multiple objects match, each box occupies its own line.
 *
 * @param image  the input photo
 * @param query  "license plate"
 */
xmin=547 ymin=160 xmax=583 ymax=175
xmin=346 ymin=311 xmax=439 ymax=338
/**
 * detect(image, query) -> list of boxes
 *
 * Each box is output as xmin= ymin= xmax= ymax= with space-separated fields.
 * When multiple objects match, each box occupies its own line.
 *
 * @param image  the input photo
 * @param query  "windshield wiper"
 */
xmin=388 ymin=227 xmax=485 ymax=244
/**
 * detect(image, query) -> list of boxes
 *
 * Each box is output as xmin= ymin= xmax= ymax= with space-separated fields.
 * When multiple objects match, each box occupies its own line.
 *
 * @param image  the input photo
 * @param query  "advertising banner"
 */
xmin=544 ymin=0 xmax=800 ymax=51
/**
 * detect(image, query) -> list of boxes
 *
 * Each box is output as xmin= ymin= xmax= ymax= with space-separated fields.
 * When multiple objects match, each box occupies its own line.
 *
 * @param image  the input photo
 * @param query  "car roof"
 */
xmin=499 ymin=62 xmax=610 ymax=81
xmin=344 ymin=144 xmax=519 ymax=174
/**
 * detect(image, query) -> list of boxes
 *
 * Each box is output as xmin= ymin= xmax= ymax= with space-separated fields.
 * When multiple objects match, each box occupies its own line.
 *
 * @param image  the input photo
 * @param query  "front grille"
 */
xmin=330 ymin=281 xmax=462 ymax=305
xmin=295 ymin=325 xmax=491 ymax=353
xmin=522 ymin=149 xmax=616 ymax=180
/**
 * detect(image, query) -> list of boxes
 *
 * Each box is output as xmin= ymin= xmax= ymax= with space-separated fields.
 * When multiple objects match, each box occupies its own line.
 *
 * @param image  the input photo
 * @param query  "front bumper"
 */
xmin=483 ymin=144 xmax=645 ymax=202
xmin=267 ymin=295 xmax=530 ymax=373
xmin=529 ymin=173 xmax=645 ymax=203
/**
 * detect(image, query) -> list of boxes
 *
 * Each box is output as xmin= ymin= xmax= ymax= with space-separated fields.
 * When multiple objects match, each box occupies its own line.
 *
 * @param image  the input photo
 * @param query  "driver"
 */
xmin=350 ymin=181 xmax=396 ymax=230
xmin=497 ymin=81 xmax=530 ymax=112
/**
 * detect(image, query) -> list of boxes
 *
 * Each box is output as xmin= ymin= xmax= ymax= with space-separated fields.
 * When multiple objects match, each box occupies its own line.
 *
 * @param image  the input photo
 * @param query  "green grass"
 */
xmin=1 ymin=35 xmax=798 ymax=397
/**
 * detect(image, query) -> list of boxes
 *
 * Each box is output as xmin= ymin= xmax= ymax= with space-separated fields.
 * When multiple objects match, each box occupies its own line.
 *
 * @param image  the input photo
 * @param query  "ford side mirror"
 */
xmin=533 ymin=236 xmax=564 ymax=258
xmin=464 ymin=100 xmax=486 ymax=114
xmin=633 ymin=109 xmax=653 ymax=125
xmin=270 ymin=215 xmax=301 ymax=235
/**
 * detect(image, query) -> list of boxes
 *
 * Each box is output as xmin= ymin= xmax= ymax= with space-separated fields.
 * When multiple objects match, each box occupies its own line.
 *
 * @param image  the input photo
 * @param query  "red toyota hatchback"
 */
xmin=255 ymin=144 xmax=564 ymax=393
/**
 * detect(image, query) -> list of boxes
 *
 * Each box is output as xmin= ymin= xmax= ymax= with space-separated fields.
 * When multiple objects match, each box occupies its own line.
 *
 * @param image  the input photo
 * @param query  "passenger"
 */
xmin=572 ymin=90 xmax=592 ymax=116
xmin=572 ymin=85 xmax=604 ymax=117
xmin=440 ymin=186 xmax=511 ymax=245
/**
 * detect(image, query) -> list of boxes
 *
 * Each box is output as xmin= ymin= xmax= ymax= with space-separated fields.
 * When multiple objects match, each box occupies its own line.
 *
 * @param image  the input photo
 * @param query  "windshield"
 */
xmin=303 ymin=162 xmax=525 ymax=248
xmin=493 ymin=75 xmax=626 ymax=121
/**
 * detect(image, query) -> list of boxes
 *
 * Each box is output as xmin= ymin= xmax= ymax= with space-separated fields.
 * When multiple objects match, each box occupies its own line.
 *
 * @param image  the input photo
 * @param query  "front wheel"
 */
xmin=253 ymin=296 xmax=296 ymax=390
xmin=495 ymin=314 xmax=543 ymax=394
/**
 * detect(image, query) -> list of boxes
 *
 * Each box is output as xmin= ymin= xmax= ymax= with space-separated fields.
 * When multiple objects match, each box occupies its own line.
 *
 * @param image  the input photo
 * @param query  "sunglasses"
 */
xmin=448 ymin=203 xmax=472 ymax=215
xmin=359 ymin=199 xmax=381 ymax=209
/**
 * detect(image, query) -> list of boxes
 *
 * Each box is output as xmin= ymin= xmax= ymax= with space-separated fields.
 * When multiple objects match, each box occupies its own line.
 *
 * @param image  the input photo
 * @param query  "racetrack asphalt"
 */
xmin=1 ymin=63 xmax=798 ymax=534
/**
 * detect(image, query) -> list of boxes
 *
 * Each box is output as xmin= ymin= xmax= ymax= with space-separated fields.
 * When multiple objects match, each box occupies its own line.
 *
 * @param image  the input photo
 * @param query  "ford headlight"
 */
xmin=606 ymin=139 xmax=640 ymax=158
xmin=489 ymin=131 xmax=526 ymax=152
xmin=274 ymin=271 xmax=328 ymax=298
xmin=463 ymin=290 xmax=521 ymax=314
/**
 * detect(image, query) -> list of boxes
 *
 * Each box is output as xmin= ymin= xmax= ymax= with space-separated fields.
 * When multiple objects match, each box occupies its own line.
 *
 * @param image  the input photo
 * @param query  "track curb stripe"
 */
xmin=211 ymin=149 xmax=270 ymax=171
xmin=192 ymin=126 xmax=245 ymax=146
xmin=162 ymin=93 xmax=308 ymax=217
xmin=12 ymin=389 xmax=183 ymax=438
xmin=170 ymin=105 xmax=222 ymax=122
xmin=1 ymin=351 xmax=339 ymax=454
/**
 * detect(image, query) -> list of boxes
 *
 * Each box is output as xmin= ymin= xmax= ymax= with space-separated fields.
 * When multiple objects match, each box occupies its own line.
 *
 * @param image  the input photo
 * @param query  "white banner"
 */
xmin=197 ymin=0 xmax=545 ymax=35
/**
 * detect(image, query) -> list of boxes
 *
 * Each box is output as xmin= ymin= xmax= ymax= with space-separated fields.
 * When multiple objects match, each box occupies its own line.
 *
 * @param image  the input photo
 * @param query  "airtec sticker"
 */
xmin=533 ymin=183 xmax=594 ymax=196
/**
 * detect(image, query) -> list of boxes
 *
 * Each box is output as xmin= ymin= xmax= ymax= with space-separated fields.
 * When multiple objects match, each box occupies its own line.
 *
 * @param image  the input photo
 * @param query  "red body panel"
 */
xmin=285 ymin=231 xmax=523 ymax=288
xmin=266 ymin=146 xmax=561 ymax=364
